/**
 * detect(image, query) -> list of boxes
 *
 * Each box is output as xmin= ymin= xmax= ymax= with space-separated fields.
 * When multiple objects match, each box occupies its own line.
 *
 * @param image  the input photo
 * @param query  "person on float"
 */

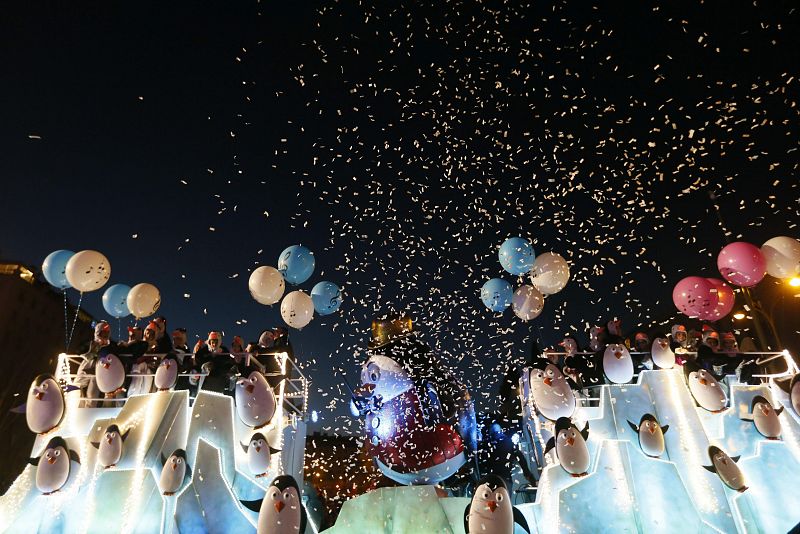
xmin=153 ymin=316 xmax=173 ymax=353
xmin=670 ymin=324 xmax=690 ymax=364
xmin=606 ymin=318 xmax=625 ymax=344
xmin=126 ymin=321 xmax=161 ymax=396
xmin=631 ymin=332 xmax=654 ymax=372
xmin=194 ymin=331 xmax=233 ymax=393
xmin=75 ymin=321 xmax=115 ymax=408
xmin=697 ymin=329 xmax=722 ymax=372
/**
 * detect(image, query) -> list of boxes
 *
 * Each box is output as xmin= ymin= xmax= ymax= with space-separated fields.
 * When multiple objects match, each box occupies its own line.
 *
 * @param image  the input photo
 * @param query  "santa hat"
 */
xmin=721 ymin=332 xmax=736 ymax=342
xmin=95 ymin=322 xmax=110 ymax=333
xmin=145 ymin=321 xmax=158 ymax=331
xmin=208 ymin=331 xmax=221 ymax=341
xmin=703 ymin=330 xmax=720 ymax=343
xmin=127 ymin=326 xmax=142 ymax=334
xmin=634 ymin=332 xmax=649 ymax=342
xmin=671 ymin=324 xmax=686 ymax=337
xmin=233 ymin=335 xmax=244 ymax=346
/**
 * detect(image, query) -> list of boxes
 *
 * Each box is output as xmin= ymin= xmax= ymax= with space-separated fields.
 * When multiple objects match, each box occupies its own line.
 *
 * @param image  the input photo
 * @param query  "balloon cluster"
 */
xmin=248 ymin=244 xmax=344 ymax=329
xmin=42 ymin=249 xmax=161 ymax=321
xmin=672 ymin=235 xmax=800 ymax=320
xmin=480 ymin=237 xmax=570 ymax=321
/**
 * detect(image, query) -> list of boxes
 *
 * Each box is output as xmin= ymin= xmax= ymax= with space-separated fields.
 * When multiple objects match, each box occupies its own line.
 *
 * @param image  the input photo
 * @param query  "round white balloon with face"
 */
xmin=280 ymin=290 xmax=314 ymax=329
xmin=511 ymin=284 xmax=544 ymax=321
xmin=530 ymin=252 xmax=570 ymax=295
xmin=761 ymin=236 xmax=800 ymax=279
xmin=249 ymin=266 xmax=286 ymax=305
xmin=65 ymin=250 xmax=111 ymax=292
xmin=127 ymin=283 xmax=161 ymax=318
xmin=603 ymin=344 xmax=634 ymax=384
xmin=651 ymin=338 xmax=675 ymax=369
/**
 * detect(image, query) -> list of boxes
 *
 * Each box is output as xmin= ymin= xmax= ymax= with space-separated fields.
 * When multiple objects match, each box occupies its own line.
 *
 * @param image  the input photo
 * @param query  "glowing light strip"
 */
xmin=121 ymin=395 xmax=161 ymax=534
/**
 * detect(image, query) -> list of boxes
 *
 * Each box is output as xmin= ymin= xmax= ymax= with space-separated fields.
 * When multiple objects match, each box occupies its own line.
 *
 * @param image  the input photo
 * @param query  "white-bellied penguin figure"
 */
xmin=627 ymin=414 xmax=669 ymax=457
xmin=463 ymin=474 xmax=530 ymax=534
xmin=241 ymin=432 xmax=281 ymax=477
xmin=241 ymin=474 xmax=307 ymax=534
xmin=91 ymin=424 xmax=130 ymax=468
xmin=29 ymin=436 xmax=81 ymax=494
xmin=544 ymin=417 xmax=590 ymax=476
xmin=159 ymin=449 xmax=191 ymax=496
xmin=703 ymin=445 xmax=747 ymax=492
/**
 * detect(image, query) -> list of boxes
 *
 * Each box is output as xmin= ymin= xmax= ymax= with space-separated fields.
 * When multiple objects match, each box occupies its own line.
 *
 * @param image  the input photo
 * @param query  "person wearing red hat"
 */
xmin=193 ymin=331 xmax=231 ymax=393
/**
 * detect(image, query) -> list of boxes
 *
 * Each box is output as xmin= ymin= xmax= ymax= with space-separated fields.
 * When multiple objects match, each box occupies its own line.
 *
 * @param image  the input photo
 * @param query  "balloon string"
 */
xmin=63 ymin=289 xmax=69 ymax=350
xmin=118 ymin=317 xmax=122 ymax=340
xmin=67 ymin=291 xmax=84 ymax=352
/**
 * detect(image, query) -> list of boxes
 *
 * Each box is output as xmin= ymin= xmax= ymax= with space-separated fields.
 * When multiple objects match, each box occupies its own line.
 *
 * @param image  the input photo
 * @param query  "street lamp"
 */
xmin=732 ymin=311 xmax=746 ymax=320
xmin=789 ymin=277 xmax=800 ymax=288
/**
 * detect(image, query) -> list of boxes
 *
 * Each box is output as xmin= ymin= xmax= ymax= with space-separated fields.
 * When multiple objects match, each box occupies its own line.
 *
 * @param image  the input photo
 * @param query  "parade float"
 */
xmin=0 ymin=350 xmax=311 ymax=534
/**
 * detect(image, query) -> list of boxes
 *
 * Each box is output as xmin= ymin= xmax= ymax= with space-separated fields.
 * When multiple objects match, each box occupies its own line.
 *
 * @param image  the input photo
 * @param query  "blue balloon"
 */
xmin=498 ymin=237 xmax=535 ymax=275
xmin=42 ymin=250 xmax=75 ymax=289
xmin=311 ymin=281 xmax=342 ymax=315
xmin=480 ymin=278 xmax=512 ymax=312
xmin=277 ymin=245 xmax=315 ymax=285
xmin=102 ymin=284 xmax=131 ymax=318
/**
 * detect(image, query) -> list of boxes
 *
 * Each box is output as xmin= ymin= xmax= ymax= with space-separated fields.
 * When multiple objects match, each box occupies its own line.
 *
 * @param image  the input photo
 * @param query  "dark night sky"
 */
xmin=1 ymin=1 xmax=799 ymax=432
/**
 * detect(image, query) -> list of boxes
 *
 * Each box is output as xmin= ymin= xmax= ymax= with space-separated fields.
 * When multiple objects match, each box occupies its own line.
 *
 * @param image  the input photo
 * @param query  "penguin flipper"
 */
xmin=240 ymin=442 xmax=249 ymax=454
xmin=581 ymin=422 xmax=590 ymax=441
xmin=300 ymin=504 xmax=308 ymax=534
xmin=463 ymin=504 xmax=470 ymax=534
xmin=90 ymin=441 xmax=100 ymax=450
xmin=240 ymin=498 xmax=263 ymax=513
xmin=740 ymin=412 xmax=754 ymax=422
xmin=269 ymin=447 xmax=282 ymax=455
xmin=544 ymin=437 xmax=556 ymax=456
xmin=185 ymin=462 xmax=192 ymax=479
xmin=731 ymin=455 xmax=741 ymax=463
xmin=69 ymin=450 xmax=81 ymax=464
xmin=10 ymin=403 xmax=27 ymax=414
xmin=28 ymin=456 xmax=40 ymax=466
xmin=513 ymin=507 xmax=531 ymax=534
xmin=702 ymin=464 xmax=717 ymax=473
xmin=64 ymin=385 xmax=80 ymax=393
xmin=661 ymin=425 xmax=669 ymax=434
xmin=627 ymin=420 xmax=639 ymax=433
xmin=121 ymin=429 xmax=131 ymax=442
xmin=775 ymin=406 xmax=784 ymax=416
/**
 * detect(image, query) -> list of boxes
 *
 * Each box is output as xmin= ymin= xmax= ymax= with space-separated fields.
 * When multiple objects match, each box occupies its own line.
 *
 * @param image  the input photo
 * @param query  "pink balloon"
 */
xmin=717 ymin=242 xmax=766 ymax=287
xmin=673 ymin=276 xmax=717 ymax=317
xmin=703 ymin=278 xmax=736 ymax=320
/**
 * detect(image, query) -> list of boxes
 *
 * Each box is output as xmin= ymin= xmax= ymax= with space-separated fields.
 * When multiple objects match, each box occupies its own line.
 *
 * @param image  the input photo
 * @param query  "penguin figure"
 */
xmin=529 ymin=361 xmax=576 ymax=421
xmin=741 ymin=395 xmax=783 ymax=439
xmin=650 ymin=337 xmax=675 ymax=369
xmin=544 ymin=417 xmax=590 ymax=477
xmin=463 ymin=474 xmax=530 ymax=534
xmin=13 ymin=374 xmax=75 ymax=434
xmin=602 ymin=344 xmax=634 ymax=384
xmin=159 ymin=449 xmax=192 ymax=496
xmin=91 ymin=424 xmax=130 ymax=468
xmin=703 ymin=446 xmax=747 ymax=492
xmin=241 ymin=433 xmax=281 ymax=477
xmin=684 ymin=363 xmax=727 ymax=412
xmin=96 ymin=352 xmax=126 ymax=394
xmin=29 ymin=436 xmax=81 ymax=494
xmin=154 ymin=354 xmax=180 ymax=391
xmin=241 ymin=474 xmax=307 ymax=534
xmin=235 ymin=371 xmax=277 ymax=429
xmin=627 ymin=414 xmax=669 ymax=457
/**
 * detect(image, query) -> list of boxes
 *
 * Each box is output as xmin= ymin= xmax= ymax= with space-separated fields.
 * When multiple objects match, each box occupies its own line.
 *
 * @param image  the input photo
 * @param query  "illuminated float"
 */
xmin=0 ymin=350 xmax=311 ymax=533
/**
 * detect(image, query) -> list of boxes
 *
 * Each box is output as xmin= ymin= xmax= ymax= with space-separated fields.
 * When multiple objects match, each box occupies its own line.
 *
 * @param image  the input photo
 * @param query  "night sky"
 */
xmin=1 ymin=1 xmax=799 ymax=433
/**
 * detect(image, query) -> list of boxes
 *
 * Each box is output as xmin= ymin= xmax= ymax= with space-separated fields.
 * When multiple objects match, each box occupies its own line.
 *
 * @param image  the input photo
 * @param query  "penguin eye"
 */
xmin=271 ymin=491 xmax=280 ymax=500
xmin=370 ymin=370 xmax=380 ymax=382
xmin=250 ymin=377 xmax=257 ymax=384
xmin=482 ymin=491 xmax=490 ymax=499
xmin=533 ymin=371 xmax=543 ymax=379
xmin=570 ymin=430 xmax=577 ymax=438
xmin=496 ymin=493 xmax=504 ymax=502
xmin=259 ymin=440 xmax=265 ymax=446
xmin=106 ymin=433 xmax=113 ymax=439
xmin=177 ymin=458 xmax=183 ymax=464
xmin=546 ymin=369 xmax=554 ymax=377
xmin=283 ymin=491 xmax=292 ymax=499
xmin=54 ymin=450 xmax=61 ymax=457
xmin=42 ymin=383 xmax=49 ymax=390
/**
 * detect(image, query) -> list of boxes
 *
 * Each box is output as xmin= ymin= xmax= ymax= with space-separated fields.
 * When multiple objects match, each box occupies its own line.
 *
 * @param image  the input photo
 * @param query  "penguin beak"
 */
xmin=699 ymin=378 xmax=708 ymax=386
xmin=35 ymin=390 xmax=44 ymax=401
xmin=102 ymin=362 xmax=110 ymax=369
xmin=614 ymin=351 xmax=622 ymax=359
xmin=107 ymin=438 xmax=113 ymax=444
xmin=172 ymin=463 xmax=177 ymax=471
xmin=721 ymin=458 xmax=728 ymax=466
xmin=245 ymin=384 xmax=255 ymax=394
xmin=649 ymin=426 xmax=656 ymax=435
xmin=761 ymin=407 xmax=770 ymax=416
xmin=566 ymin=437 xmax=575 ymax=447
xmin=255 ymin=446 xmax=261 ymax=453
xmin=487 ymin=500 xmax=497 ymax=513
xmin=47 ymin=456 xmax=56 ymax=465
xmin=275 ymin=500 xmax=285 ymax=513
xmin=543 ymin=377 xmax=552 ymax=386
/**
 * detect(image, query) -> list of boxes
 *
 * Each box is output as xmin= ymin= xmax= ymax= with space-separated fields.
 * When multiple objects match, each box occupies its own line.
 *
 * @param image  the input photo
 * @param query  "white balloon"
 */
xmin=530 ymin=252 xmax=570 ymax=295
xmin=127 ymin=283 xmax=161 ymax=318
xmin=761 ymin=236 xmax=800 ymax=279
xmin=280 ymin=290 xmax=314 ymax=329
xmin=512 ymin=284 xmax=544 ymax=321
xmin=64 ymin=250 xmax=111 ymax=292
xmin=248 ymin=266 xmax=285 ymax=305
